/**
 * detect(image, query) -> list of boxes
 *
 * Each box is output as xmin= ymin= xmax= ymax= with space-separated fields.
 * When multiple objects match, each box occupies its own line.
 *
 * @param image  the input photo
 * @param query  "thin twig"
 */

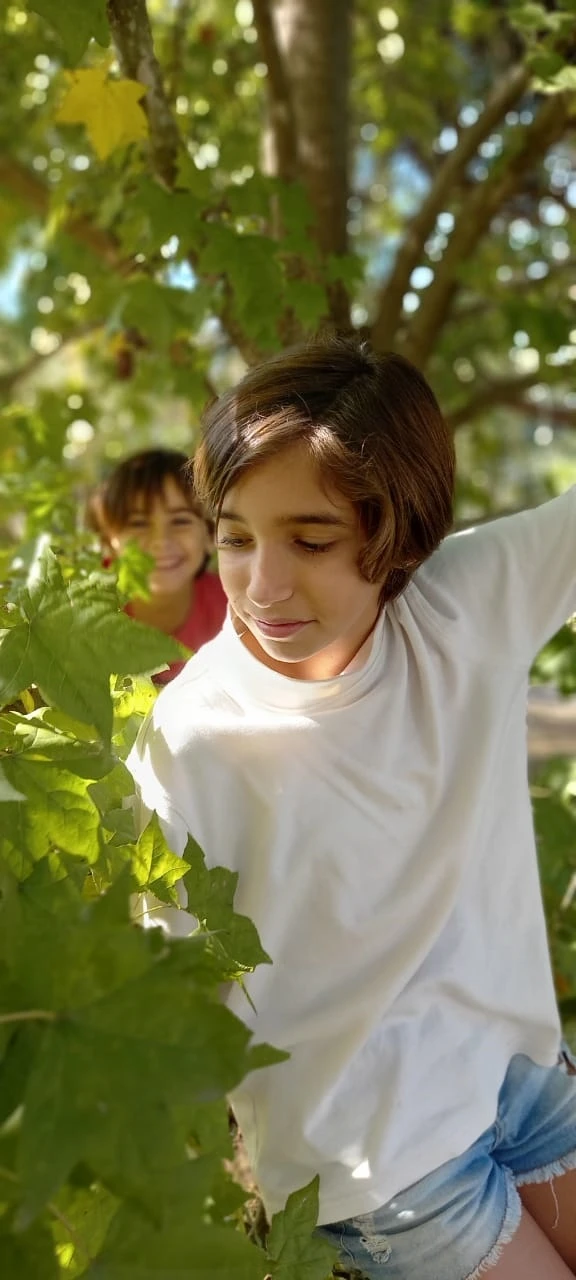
xmin=0 ymin=1009 xmax=57 ymax=1025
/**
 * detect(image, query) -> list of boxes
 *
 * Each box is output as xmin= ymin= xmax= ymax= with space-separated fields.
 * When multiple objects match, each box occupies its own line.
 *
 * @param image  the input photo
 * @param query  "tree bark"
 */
xmin=107 ymin=0 xmax=181 ymax=188
xmin=269 ymin=0 xmax=353 ymax=327
xmin=253 ymin=0 xmax=299 ymax=181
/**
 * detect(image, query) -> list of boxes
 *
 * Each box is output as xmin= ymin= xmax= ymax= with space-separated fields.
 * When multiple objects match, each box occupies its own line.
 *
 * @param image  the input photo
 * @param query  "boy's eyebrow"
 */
xmin=219 ymin=508 xmax=348 ymax=528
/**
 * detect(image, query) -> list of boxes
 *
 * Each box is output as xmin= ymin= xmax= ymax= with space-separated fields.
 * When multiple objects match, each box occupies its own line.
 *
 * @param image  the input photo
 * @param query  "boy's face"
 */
xmin=109 ymin=477 xmax=210 ymax=596
xmin=216 ymin=443 xmax=383 ymax=680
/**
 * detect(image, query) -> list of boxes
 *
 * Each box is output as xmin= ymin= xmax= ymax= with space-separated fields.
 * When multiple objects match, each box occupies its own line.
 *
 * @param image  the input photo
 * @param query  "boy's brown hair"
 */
xmin=88 ymin=448 xmax=210 ymax=539
xmin=193 ymin=334 xmax=455 ymax=603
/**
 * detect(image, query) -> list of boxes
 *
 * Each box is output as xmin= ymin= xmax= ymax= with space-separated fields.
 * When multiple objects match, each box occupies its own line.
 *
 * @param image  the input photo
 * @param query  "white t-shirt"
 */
xmin=128 ymin=489 xmax=576 ymax=1225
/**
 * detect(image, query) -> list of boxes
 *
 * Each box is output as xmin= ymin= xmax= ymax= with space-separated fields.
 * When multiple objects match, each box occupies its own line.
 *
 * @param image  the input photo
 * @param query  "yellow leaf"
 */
xmin=56 ymin=67 xmax=148 ymax=160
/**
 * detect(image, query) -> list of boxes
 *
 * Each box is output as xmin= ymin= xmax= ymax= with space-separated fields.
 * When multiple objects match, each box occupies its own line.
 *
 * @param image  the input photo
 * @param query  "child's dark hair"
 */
xmin=193 ymin=334 xmax=455 ymax=603
xmin=88 ymin=448 xmax=210 ymax=536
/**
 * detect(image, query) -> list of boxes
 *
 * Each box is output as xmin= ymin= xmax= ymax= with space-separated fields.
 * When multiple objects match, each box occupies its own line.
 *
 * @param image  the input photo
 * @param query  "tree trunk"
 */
xmin=271 ymin=0 xmax=353 ymax=327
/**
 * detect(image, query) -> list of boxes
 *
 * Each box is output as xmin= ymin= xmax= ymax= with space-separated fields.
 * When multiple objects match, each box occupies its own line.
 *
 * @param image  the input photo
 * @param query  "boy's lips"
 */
xmin=249 ymin=616 xmax=312 ymax=638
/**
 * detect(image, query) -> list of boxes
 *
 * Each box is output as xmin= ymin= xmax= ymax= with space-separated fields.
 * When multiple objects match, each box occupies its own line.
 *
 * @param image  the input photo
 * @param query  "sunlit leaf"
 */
xmin=56 ymin=68 xmax=148 ymax=161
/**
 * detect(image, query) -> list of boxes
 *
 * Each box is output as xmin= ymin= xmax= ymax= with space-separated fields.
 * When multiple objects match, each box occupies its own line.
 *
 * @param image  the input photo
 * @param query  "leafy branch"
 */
xmin=372 ymin=62 xmax=531 ymax=351
xmin=401 ymin=89 xmax=571 ymax=367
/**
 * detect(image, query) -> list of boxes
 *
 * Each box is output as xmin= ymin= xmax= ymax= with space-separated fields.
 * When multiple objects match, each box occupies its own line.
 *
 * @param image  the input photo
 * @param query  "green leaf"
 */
xmin=50 ymin=1182 xmax=120 ymax=1277
xmin=11 ymin=878 xmax=284 ymax=1219
xmin=131 ymin=814 xmax=189 ymax=906
xmin=0 ymin=708 xmax=116 ymax=779
xmin=274 ymin=181 xmax=316 ymax=256
xmin=266 ymin=1176 xmax=338 ymax=1280
xmin=126 ymin=180 xmax=204 ymax=255
xmin=326 ymin=252 xmax=363 ymax=289
xmin=0 ymin=548 xmax=181 ymax=740
xmin=0 ymin=1215 xmax=58 ymax=1279
xmin=0 ymin=765 xmax=25 ymax=802
xmin=199 ymin=227 xmax=284 ymax=347
xmin=288 ymin=281 xmax=328 ymax=330
xmin=29 ymin=0 xmax=109 ymax=64
xmin=117 ymin=279 xmax=204 ymax=349
xmin=89 ymin=1222 xmax=267 ymax=1278
xmin=533 ymin=66 xmax=576 ymax=92
xmin=89 ymin=761 xmax=136 ymax=828
xmin=115 ymin=541 xmax=153 ymax=603
xmin=183 ymin=835 xmax=272 ymax=971
xmin=17 ymin=990 xmax=271 ymax=1222
xmin=85 ymin=1157 xmax=253 ymax=1275
xmin=0 ymin=759 xmax=101 ymax=870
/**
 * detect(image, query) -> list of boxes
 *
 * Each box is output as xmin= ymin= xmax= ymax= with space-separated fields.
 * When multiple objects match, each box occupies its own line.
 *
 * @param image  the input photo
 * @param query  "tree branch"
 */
xmin=401 ymin=90 xmax=571 ymax=368
xmin=371 ymin=63 xmax=530 ymax=351
xmin=0 ymin=326 xmax=105 ymax=397
xmin=0 ymin=158 xmax=122 ymax=266
xmin=253 ymin=0 xmax=299 ymax=180
xmin=449 ymin=387 xmax=576 ymax=433
xmin=107 ymin=0 xmax=181 ymax=188
xmin=445 ymin=371 xmax=543 ymax=429
xmin=511 ymin=399 xmax=576 ymax=431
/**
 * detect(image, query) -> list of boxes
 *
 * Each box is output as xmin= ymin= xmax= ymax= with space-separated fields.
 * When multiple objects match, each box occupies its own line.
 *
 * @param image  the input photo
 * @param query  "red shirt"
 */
xmin=129 ymin=572 xmax=228 ymax=686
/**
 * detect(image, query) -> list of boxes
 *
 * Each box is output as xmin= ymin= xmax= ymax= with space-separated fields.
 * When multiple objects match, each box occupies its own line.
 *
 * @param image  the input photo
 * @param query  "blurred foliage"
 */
xmin=0 ymin=0 xmax=574 ymax=507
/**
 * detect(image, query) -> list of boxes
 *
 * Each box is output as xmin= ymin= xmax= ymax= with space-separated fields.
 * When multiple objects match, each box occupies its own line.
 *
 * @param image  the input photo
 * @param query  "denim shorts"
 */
xmin=317 ymin=1048 xmax=576 ymax=1280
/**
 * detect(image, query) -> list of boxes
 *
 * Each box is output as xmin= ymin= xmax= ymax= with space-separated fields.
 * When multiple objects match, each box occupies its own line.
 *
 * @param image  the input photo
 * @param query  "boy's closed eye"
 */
xmin=217 ymin=534 xmax=336 ymax=555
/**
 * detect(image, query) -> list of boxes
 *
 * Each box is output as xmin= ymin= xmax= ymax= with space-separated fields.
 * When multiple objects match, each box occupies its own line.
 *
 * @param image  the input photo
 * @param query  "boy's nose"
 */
xmin=246 ymin=550 xmax=294 ymax=608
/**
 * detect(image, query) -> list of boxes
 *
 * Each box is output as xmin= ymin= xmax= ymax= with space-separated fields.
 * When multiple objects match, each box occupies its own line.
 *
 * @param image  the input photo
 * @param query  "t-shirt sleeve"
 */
xmin=413 ymin=487 xmax=576 ymax=663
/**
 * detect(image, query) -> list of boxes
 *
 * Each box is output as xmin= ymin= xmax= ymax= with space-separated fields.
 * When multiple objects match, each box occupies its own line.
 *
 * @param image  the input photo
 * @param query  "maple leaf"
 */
xmin=56 ymin=68 xmax=148 ymax=161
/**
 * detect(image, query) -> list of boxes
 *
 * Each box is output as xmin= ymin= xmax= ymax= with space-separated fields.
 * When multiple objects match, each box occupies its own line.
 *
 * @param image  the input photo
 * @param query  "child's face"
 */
xmin=216 ymin=443 xmax=383 ymax=679
xmin=109 ymin=477 xmax=210 ymax=596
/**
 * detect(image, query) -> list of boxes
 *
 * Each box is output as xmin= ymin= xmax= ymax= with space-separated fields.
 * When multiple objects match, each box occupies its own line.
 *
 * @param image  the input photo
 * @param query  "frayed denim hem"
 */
xmin=515 ymin=1144 xmax=576 ymax=1189
xmin=464 ymin=1170 xmax=522 ymax=1280
xmin=515 ymin=1144 xmax=576 ymax=1232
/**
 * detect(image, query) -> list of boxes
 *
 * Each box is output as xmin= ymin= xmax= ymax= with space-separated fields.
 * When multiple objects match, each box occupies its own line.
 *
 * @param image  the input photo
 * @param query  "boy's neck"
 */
xmin=233 ymin=613 xmax=380 ymax=681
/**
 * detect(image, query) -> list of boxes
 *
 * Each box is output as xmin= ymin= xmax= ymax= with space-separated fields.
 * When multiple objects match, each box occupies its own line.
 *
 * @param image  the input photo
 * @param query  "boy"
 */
xmin=128 ymin=336 xmax=576 ymax=1278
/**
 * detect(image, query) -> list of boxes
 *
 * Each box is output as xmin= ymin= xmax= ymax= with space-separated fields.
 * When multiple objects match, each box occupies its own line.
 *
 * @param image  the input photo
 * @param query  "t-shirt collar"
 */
xmin=213 ymin=609 xmax=386 ymax=713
